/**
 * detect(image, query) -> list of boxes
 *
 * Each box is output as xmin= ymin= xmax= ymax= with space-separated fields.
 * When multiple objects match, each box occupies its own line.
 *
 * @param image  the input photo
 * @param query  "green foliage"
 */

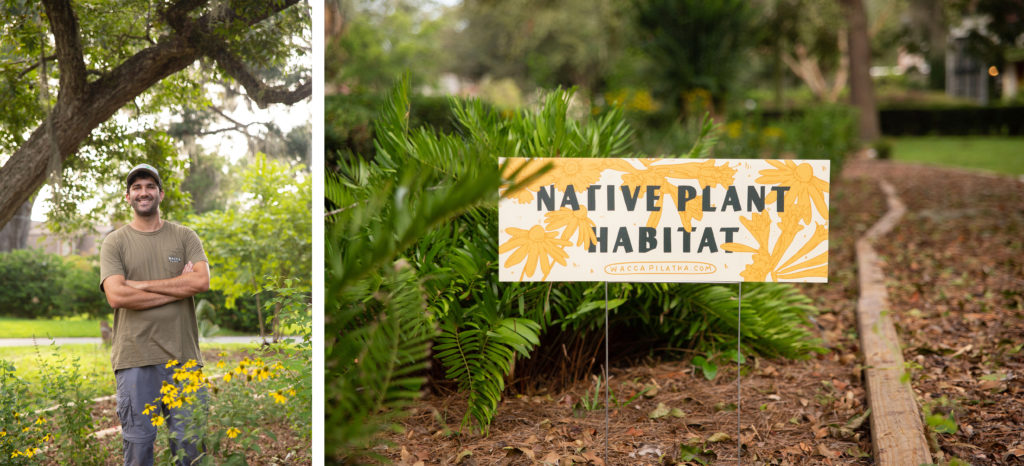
xmin=327 ymin=0 xmax=449 ymax=93
xmin=189 ymin=154 xmax=311 ymax=340
xmin=327 ymin=77 xmax=827 ymax=453
xmin=0 ymin=250 xmax=107 ymax=319
xmin=634 ymin=0 xmax=762 ymax=113
xmin=326 ymin=76 xmax=513 ymax=458
xmin=451 ymin=0 xmax=631 ymax=91
xmin=0 ymin=347 xmax=108 ymax=463
xmin=0 ymin=0 xmax=308 ymax=233
xmin=435 ymin=316 xmax=540 ymax=434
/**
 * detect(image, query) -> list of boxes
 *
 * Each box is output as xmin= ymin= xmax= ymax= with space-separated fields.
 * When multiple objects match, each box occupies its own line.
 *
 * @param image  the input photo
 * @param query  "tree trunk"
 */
xmin=0 ymin=200 xmax=33 ymax=252
xmin=840 ymin=0 xmax=881 ymax=143
xmin=0 ymin=0 xmax=308 ymax=230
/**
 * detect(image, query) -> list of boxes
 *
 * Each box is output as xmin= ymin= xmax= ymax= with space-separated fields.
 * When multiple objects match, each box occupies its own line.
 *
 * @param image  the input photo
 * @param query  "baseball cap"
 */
xmin=126 ymin=163 xmax=163 ymax=191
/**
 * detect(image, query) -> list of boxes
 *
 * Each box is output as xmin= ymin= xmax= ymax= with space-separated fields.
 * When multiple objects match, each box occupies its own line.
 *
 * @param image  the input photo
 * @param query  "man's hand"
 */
xmin=102 ymin=275 xmax=181 ymax=311
xmin=126 ymin=261 xmax=211 ymax=299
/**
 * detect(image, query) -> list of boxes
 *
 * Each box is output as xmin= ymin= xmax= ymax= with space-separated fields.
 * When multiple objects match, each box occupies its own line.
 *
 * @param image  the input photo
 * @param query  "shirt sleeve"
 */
xmin=183 ymin=227 xmax=209 ymax=267
xmin=99 ymin=231 xmax=124 ymax=292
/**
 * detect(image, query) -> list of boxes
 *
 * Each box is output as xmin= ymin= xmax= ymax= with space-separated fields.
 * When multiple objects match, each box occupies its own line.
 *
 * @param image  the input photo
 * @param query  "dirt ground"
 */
xmin=376 ymin=159 xmax=1024 ymax=465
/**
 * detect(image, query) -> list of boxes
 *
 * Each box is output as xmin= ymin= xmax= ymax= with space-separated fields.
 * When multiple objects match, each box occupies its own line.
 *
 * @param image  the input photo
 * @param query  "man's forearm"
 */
xmin=128 ymin=262 xmax=210 ymax=298
xmin=103 ymin=275 xmax=182 ymax=310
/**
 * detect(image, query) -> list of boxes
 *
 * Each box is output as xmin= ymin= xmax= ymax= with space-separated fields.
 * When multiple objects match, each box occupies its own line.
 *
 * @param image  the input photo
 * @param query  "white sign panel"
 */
xmin=498 ymin=158 xmax=829 ymax=283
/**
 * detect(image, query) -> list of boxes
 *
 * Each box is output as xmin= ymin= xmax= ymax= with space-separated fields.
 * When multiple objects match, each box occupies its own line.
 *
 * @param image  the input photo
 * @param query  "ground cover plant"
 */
xmin=0 ymin=343 xmax=280 ymax=402
xmin=328 ymin=79 xmax=831 ymax=461
xmin=0 ymin=340 xmax=311 ymax=464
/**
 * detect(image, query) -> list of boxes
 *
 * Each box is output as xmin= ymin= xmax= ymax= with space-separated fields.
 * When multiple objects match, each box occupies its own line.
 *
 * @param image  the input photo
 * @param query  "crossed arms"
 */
xmin=102 ymin=261 xmax=211 ymax=311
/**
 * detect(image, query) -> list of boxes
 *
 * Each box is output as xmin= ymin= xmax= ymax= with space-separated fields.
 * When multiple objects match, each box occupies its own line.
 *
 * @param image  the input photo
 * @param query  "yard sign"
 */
xmin=498 ymin=157 xmax=830 ymax=283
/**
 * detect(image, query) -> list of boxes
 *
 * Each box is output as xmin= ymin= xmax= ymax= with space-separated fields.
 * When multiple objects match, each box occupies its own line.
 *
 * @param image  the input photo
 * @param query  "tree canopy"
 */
xmin=0 ymin=0 xmax=311 ymax=230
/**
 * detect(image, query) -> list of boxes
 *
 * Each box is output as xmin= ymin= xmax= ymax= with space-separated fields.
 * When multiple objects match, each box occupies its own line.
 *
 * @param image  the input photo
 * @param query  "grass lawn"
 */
xmin=887 ymin=136 xmax=1024 ymax=175
xmin=0 ymin=315 xmax=247 ymax=338
xmin=0 ymin=315 xmax=113 ymax=338
xmin=0 ymin=342 xmax=281 ymax=402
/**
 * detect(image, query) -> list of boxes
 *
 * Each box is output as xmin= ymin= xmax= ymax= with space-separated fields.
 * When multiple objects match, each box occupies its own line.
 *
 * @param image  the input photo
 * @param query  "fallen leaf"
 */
xmin=455 ymin=449 xmax=473 ymax=464
xmin=642 ymin=384 xmax=659 ymax=398
xmin=816 ymin=443 xmax=838 ymax=458
xmin=582 ymin=451 xmax=605 ymax=465
xmin=637 ymin=444 xmax=662 ymax=457
xmin=649 ymin=402 xmax=670 ymax=419
xmin=503 ymin=446 xmax=536 ymax=460
xmin=707 ymin=432 xmax=731 ymax=443
xmin=400 ymin=447 xmax=415 ymax=465
xmin=814 ymin=426 xmax=829 ymax=439
xmin=625 ymin=427 xmax=644 ymax=436
xmin=541 ymin=452 xmax=560 ymax=464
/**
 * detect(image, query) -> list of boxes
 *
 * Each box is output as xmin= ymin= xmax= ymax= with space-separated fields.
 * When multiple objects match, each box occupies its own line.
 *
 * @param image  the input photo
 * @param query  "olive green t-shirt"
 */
xmin=99 ymin=221 xmax=208 ymax=371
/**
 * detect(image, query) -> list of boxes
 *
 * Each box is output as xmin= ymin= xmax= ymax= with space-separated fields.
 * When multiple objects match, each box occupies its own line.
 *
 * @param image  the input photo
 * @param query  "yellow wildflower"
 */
xmin=271 ymin=391 xmax=287 ymax=404
xmin=226 ymin=427 xmax=241 ymax=439
xmin=151 ymin=415 xmax=165 ymax=427
xmin=216 ymin=361 xmax=226 ymax=369
xmin=165 ymin=359 xmax=178 ymax=368
xmin=182 ymin=360 xmax=198 ymax=370
xmin=223 ymin=372 xmax=233 ymax=382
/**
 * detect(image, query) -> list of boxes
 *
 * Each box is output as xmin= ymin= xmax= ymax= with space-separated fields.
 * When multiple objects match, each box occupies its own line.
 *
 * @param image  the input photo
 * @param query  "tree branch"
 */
xmin=17 ymin=55 xmax=58 ymax=80
xmin=209 ymin=48 xmax=312 ymax=108
xmin=41 ymin=0 xmax=87 ymax=99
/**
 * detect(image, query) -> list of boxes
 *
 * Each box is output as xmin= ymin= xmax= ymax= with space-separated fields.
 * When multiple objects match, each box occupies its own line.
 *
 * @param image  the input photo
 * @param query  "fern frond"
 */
xmin=435 ymin=316 xmax=540 ymax=435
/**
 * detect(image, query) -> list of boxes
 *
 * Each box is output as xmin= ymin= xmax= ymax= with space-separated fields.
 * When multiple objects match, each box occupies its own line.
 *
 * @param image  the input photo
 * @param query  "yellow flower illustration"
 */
xmin=722 ymin=211 xmax=774 ymax=281
xmin=502 ymin=158 xmax=611 ymax=205
xmin=499 ymin=225 xmax=572 ymax=280
xmin=757 ymin=160 xmax=829 ymax=225
xmin=544 ymin=206 xmax=598 ymax=248
xmin=226 ymin=427 xmax=241 ymax=439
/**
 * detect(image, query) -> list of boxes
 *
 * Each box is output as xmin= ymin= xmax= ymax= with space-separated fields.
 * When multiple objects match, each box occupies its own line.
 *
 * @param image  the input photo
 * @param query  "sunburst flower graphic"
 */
xmin=544 ymin=206 xmax=598 ymax=248
xmin=500 ymin=225 xmax=572 ymax=280
xmin=757 ymin=160 xmax=829 ymax=225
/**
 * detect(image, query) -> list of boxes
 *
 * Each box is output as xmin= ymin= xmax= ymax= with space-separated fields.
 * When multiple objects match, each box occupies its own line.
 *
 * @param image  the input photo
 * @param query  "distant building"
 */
xmin=947 ymin=15 xmax=1024 ymax=104
xmin=27 ymin=221 xmax=113 ymax=256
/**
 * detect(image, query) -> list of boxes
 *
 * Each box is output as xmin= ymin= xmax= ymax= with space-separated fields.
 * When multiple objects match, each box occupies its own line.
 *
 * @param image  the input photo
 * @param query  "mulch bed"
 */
xmin=846 ymin=160 xmax=1024 ymax=464
xmin=375 ymin=159 xmax=1023 ymax=465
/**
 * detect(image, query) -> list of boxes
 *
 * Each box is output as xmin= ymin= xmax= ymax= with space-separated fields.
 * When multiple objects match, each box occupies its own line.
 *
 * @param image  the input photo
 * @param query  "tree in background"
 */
xmin=327 ymin=0 xmax=450 ymax=93
xmin=0 ymin=0 xmax=311 ymax=232
xmin=842 ymin=0 xmax=881 ymax=142
xmin=451 ymin=0 xmax=630 ymax=94
xmin=190 ymin=154 xmax=311 ymax=342
xmin=633 ymin=0 xmax=761 ymax=116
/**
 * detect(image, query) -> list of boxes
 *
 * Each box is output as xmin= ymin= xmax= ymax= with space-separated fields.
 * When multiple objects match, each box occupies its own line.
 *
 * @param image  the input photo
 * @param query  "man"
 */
xmin=100 ymin=163 xmax=211 ymax=466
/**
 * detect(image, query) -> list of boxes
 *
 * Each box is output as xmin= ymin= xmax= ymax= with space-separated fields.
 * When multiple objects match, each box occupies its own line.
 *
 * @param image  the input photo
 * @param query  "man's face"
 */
xmin=126 ymin=176 xmax=163 ymax=217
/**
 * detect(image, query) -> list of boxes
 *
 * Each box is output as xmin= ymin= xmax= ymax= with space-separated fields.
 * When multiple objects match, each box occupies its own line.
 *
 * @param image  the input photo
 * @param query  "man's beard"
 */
xmin=131 ymin=196 xmax=160 ymax=217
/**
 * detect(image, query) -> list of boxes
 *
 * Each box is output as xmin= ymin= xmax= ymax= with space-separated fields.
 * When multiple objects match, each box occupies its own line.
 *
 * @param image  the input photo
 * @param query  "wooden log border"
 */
xmin=855 ymin=178 xmax=932 ymax=464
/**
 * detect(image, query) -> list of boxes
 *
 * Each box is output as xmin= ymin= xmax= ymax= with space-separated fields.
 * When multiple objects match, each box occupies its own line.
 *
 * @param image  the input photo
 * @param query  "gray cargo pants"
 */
xmin=115 ymin=363 xmax=207 ymax=466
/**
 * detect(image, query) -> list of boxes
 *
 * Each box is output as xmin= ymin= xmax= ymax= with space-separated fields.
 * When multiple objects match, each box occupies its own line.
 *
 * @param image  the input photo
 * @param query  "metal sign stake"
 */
xmin=737 ymin=282 xmax=742 ymax=465
xmin=604 ymin=281 xmax=610 ymax=465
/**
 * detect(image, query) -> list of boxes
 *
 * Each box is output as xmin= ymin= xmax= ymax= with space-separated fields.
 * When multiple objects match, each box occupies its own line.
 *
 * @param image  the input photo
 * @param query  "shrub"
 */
xmin=0 ymin=249 xmax=72 ymax=318
xmin=329 ymin=77 xmax=826 ymax=459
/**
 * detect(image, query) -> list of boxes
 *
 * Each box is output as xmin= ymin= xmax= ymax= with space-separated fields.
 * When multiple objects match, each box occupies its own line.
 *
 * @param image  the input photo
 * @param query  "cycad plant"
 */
xmin=327 ymin=78 xmax=825 ymax=459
